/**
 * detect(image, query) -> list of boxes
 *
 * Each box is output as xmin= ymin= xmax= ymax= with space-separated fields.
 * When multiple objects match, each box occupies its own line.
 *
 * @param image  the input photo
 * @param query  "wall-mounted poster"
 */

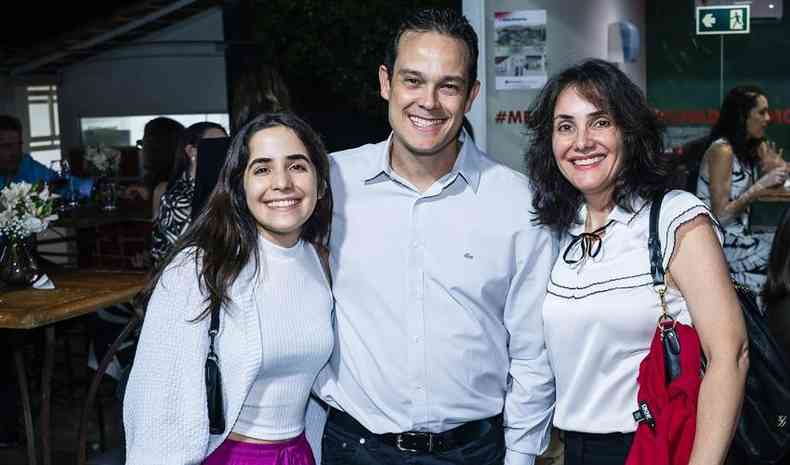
xmin=494 ymin=10 xmax=547 ymax=90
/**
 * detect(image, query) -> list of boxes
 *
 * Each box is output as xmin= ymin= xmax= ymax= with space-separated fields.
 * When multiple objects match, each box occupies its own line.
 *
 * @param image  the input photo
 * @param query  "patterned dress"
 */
xmin=697 ymin=138 xmax=774 ymax=291
xmin=151 ymin=173 xmax=195 ymax=267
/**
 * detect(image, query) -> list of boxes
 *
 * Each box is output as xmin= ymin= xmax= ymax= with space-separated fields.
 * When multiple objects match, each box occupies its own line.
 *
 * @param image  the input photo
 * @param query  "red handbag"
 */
xmin=624 ymin=194 xmax=703 ymax=465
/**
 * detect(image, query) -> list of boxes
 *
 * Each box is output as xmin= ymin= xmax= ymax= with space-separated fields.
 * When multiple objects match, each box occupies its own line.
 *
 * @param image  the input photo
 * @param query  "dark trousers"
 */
xmin=321 ymin=409 xmax=505 ymax=465
xmin=564 ymin=431 xmax=634 ymax=465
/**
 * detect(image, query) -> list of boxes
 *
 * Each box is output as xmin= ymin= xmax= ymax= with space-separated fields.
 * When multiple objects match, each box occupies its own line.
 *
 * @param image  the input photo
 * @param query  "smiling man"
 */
xmin=313 ymin=8 xmax=556 ymax=465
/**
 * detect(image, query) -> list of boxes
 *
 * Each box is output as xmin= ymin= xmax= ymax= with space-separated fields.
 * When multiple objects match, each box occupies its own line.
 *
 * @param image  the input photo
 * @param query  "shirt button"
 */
xmin=414 ymin=336 xmax=421 ymax=342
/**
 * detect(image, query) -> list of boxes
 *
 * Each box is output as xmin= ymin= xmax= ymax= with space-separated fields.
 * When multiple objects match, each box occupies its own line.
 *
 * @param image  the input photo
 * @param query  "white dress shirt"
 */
xmin=315 ymin=132 xmax=557 ymax=465
xmin=543 ymin=190 xmax=721 ymax=433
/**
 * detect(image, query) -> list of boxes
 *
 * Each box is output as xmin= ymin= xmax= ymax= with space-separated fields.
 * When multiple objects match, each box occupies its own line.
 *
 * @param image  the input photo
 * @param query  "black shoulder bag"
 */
xmin=652 ymin=192 xmax=790 ymax=464
xmin=205 ymin=304 xmax=225 ymax=434
xmin=731 ymin=285 xmax=790 ymax=463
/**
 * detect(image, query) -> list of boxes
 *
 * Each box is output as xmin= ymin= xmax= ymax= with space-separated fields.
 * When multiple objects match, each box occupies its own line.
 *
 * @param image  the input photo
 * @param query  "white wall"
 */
xmin=58 ymin=7 xmax=227 ymax=151
xmin=464 ymin=0 xmax=646 ymax=172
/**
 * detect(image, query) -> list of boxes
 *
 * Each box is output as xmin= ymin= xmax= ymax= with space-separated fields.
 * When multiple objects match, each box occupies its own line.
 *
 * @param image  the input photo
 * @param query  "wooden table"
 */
xmin=0 ymin=270 xmax=147 ymax=465
xmin=51 ymin=204 xmax=152 ymax=229
xmin=759 ymin=187 xmax=790 ymax=202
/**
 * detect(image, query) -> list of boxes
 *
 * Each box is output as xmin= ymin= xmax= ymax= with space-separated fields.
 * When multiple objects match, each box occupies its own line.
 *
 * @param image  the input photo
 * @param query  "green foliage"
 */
xmin=252 ymin=0 xmax=457 ymax=115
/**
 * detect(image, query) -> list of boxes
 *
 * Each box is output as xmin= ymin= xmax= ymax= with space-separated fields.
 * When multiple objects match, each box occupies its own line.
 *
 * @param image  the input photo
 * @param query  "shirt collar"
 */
xmin=363 ymin=129 xmax=481 ymax=193
xmin=571 ymin=195 xmax=649 ymax=234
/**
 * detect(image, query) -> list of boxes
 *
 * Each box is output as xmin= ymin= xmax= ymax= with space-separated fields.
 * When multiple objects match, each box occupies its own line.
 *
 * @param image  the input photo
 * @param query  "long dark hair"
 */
xmin=168 ymin=121 xmax=227 ymax=186
xmin=142 ymin=117 xmax=184 ymax=190
xmin=709 ymin=85 xmax=766 ymax=170
xmin=525 ymin=58 xmax=670 ymax=233
xmin=763 ymin=207 xmax=790 ymax=307
xmin=138 ymin=112 xmax=332 ymax=320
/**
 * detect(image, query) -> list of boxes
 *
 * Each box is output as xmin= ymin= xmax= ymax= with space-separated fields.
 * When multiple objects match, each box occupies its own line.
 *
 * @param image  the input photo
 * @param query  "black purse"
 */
xmin=731 ymin=283 xmax=790 ymax=463
xmin=205 ymin=304 xmax=225 ymax=434
xmin=652 ymin=192 xmax=790 ymax=464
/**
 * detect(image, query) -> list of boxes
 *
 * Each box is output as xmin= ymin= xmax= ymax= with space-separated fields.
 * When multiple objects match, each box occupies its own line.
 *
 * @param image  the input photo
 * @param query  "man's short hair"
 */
xmin=0 ymin=115 xmax=22 ymax=135
xmin=384 ymin=8 xmax=479 ymax=87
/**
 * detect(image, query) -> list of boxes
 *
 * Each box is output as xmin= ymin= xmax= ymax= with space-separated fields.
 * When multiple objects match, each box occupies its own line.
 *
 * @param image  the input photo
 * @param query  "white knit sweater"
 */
xmin=123 ymin=244 xmax=331 ymax=465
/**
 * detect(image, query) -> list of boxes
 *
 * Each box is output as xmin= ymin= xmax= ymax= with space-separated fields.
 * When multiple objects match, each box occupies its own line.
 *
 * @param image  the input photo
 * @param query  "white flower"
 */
xmin=0 ymin=181 xmax=58 ymax=241
xmin=85 ymin=144 xmax=122 ymax=176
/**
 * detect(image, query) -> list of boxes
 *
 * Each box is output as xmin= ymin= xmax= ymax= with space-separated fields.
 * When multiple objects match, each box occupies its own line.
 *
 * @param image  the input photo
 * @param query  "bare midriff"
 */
xmin=227 ymin=432 xmax=295 ymax=444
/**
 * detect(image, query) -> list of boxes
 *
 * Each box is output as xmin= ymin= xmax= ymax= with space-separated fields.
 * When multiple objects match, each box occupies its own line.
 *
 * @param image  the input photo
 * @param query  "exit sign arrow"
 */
xmin=701 ymin=13 xmax=716 ymax=28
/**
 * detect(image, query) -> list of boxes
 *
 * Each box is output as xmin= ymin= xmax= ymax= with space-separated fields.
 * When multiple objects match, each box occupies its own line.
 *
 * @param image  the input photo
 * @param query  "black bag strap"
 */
xmin=206 ymin=303 xmax=225 ymax=434
xmin=649 ymin=192 xmax=666 ymax=287
xmin=208 ymin=304 xmax=220 ymax=360
xmin=648 ymin=192 xmax=676 ymax=327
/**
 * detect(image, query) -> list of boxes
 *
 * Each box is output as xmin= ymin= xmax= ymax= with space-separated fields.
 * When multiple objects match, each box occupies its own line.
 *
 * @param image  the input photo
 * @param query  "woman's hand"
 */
xmin=754 ymin=164 xmax=789 ymax=193
xmin=758 ymin=140 xmax=785 ymax=172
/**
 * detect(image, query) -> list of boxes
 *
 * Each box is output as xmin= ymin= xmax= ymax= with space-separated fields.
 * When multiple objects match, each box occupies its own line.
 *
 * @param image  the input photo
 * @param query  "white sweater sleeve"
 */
xmin=123 ymin=251 xmax=213 ymax=465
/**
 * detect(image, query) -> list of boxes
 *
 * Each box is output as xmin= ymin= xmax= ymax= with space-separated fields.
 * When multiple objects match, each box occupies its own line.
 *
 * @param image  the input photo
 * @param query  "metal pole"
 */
xmin=720 ymin=35 xmax=724 ymax=102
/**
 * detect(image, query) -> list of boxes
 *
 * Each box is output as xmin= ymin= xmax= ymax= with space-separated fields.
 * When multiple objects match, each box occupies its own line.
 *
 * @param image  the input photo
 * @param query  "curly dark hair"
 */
xmin=525 ymin=58 xmax=670 ymax=233
xmin=138 ymin=112 xmax=332 ymax=321
xmin=709 ymin=85 xmax=766 ymax=170
xmin=384 ymin=7 xmax=479 ymax=90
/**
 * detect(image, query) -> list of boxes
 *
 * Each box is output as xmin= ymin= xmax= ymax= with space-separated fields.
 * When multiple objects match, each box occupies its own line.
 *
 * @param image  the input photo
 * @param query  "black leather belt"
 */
xmin=329 ymin=408 xmax=502 ymax=454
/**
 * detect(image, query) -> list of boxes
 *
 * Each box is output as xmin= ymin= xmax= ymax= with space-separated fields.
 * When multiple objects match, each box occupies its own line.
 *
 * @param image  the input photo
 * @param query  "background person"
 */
xmin=0 ymin=114 xmax=92 ymax=195
xmin=526 ymin=59 xmax=748 ymax=465
xmin=697 ymin=85 xmax=788 ymax=291
xmin=150 ymin=121 xmax=227 ymax=266
xmin=124 ymin=116 xmax=184 ymax=204
xmin=313 ymin=8 xmax=556 ymax=465
xmin=123 ymin=112 xmax=333 ymax=465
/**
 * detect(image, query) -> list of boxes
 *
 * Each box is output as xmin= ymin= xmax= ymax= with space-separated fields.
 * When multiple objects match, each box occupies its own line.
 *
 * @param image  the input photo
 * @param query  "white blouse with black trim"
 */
xmin=543 ymin=190 xmax=722 ymax=434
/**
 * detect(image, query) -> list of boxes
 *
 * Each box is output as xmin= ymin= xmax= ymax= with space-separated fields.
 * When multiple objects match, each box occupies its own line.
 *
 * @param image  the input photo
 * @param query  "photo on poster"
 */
xmin=494 ymin=10 xmax=547 ymax=90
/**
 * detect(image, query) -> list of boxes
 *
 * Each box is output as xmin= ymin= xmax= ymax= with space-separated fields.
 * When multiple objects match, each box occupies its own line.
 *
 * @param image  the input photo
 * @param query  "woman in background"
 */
xmin=124 ymin=113 xmax=333 ymax=465
xmin=526 ymin=59 xmax=747 ymax=465
xmin=150 ymin=121 xmax=227 ymax=266
xmin=697 ymin=85 xmax=788 ymax=291
xmin=124 ymin=116 xmax=184 ymax=204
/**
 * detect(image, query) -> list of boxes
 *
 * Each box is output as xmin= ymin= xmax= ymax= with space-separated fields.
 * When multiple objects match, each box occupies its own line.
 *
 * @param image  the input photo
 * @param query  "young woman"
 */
xmin=697 ymin=85 xmax=788 ymax=291
xmin=526 ymin=59 xmax=748 ymax=465
xmin=123 ymin=113 xmax=333 ymax=465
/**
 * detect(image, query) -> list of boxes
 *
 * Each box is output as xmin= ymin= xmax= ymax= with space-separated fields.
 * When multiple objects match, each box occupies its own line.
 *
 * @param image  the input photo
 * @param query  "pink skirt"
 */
xmin=203 ymin=433 xmax=315 ymax=465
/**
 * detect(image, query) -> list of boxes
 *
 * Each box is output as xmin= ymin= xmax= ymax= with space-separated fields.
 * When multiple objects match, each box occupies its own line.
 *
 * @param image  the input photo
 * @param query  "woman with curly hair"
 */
xmin=526 ymin=59 xmax=747 ymax=465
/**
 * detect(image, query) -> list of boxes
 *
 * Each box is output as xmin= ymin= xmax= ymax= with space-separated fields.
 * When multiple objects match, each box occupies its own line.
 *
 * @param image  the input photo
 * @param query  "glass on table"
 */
xmin=48 ymin=159 xmax=79 ymax=209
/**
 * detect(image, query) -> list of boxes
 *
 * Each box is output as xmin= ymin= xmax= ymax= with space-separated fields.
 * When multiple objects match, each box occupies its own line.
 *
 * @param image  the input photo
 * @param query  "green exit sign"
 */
xmin=696 ymin=5 xmax=751 ymax=35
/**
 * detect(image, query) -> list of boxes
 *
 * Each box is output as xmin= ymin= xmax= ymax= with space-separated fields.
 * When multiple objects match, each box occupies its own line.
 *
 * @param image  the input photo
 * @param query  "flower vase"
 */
xmin=0 ymin=237 xmax=40 ymax=286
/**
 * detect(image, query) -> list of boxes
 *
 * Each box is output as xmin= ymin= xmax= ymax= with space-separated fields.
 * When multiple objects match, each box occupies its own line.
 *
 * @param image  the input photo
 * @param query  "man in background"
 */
xmin=0 ymin=114 xmax=54 ymax=187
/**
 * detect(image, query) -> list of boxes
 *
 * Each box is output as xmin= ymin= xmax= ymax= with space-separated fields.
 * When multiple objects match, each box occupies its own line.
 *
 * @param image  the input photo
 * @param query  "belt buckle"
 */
xmin=396 ymin=432 xmax=433 ymax=453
